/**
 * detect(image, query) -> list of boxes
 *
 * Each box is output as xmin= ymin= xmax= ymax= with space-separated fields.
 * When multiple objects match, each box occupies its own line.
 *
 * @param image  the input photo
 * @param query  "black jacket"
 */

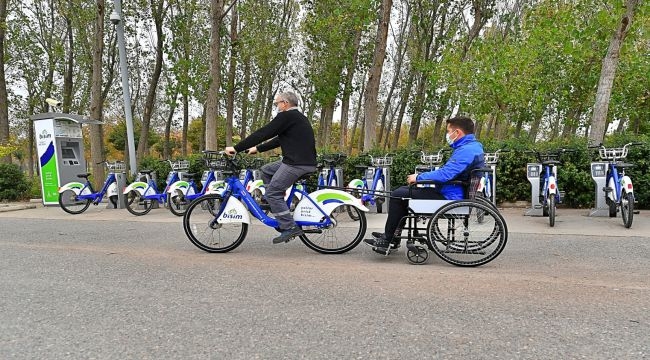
xmin=234 ymin=109 xmax=317 ymax=166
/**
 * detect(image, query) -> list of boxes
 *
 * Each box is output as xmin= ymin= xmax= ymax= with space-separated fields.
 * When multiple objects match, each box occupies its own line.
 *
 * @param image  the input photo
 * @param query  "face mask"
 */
xmin=445 ymin=130 xmax=458 ymax=146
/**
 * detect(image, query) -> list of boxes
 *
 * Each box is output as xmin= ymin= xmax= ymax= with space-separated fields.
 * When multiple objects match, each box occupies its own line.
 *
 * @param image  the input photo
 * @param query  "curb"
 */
xmin=0 ymin=203 xmax=39 ymax=213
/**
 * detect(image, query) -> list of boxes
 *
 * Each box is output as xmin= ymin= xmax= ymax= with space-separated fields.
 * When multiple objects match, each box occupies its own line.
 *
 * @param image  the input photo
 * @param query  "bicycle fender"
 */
xmin=108 ymin=182 xmax=118 ymax=197
xmin=621 ymin=176 xmax=633 ymax=194
xmin=217 ymin=197 xmax=250 ymax=224
xmin=123 ymin=181 xmax=147 ymax=195
xmin=347 ymin=179 xmax=364 ymax=189
xmin=58 ymin=182 xmax=85 ymax=195
xmin=293 ymin=189 xmax=369 ymax=222
xmin=607 ymin=177 xmax=617 ymax=202
xmin=205 ymin=180 xmax=226 ymax=195
xmin=246 ymin=179 xmax=265 ymax=194
xmin=168 ymin=181 xmax=191 ymax=195
xmin=547 ymin=176 xmax=557 ymax=195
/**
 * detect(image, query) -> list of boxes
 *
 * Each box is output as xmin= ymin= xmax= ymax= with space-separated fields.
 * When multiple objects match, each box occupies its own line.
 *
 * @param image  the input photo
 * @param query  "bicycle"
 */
xmin=58 ymin=161 xmax=125 ymax=214
xmin=475 ymin=149 xmax=508 ymax=205
xmin=591 ymin=142 xmax=642 ymax=228
xmin=167 ymin=151 xmax=223 ymax=216
xmin=122 ymin=159 xmax=190 ymax=216
xmin=347 ymin=153 xmax=392 ymax=213
xmin=317 ymin=153 xmax=347 ymax=189
xmin=527 ymin=149 xmax=572 ymax=227
xmin=183 ymin=152 xmax=369 ymax=254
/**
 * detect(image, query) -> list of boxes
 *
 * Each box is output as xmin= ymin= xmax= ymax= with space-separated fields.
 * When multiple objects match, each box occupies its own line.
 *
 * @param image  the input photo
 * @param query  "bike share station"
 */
xmin=31 ymin=112 xmax=127 ymax=208
xmin=588 ymin=162 xmax=610 ymax=217
xmin=524 ymin=163 xmax=544 ymax=216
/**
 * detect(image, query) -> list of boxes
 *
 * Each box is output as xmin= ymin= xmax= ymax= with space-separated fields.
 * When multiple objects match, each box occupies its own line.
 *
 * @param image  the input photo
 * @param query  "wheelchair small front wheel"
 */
xmin=406 ymin=246 xmax=429 ymax=265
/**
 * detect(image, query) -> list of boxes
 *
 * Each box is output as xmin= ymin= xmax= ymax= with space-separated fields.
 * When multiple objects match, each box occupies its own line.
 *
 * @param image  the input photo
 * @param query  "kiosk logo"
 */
xmin=39 ymin=130 xmax=52 ymax=140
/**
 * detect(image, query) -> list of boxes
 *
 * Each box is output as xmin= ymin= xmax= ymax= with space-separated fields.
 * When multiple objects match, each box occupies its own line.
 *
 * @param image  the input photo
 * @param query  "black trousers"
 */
xmin=384 ymin=186 xmax=445 ymax=240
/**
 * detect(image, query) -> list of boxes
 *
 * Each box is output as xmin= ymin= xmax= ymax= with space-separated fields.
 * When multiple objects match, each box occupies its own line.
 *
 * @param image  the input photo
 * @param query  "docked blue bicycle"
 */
xmin=122 ymin=159 xmax=190 ymax=216
xmin=528 ymin=149 xmax=573 ymax=227
xmin=592 ymin=142 xmax=642 ymax=228
xmin=317 ymin=153 xmax=347 ymax=189
xmin=58 ymin=161 xmax=125 ymax=214
xmin=182 ymin=152 xmax=368 ymax=254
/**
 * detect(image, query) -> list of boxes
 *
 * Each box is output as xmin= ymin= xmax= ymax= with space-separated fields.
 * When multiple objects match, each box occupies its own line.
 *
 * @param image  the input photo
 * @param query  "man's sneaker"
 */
xmin=272 ymin=226 xmax=304 ymax=244
xmin=365 ymin=232 xmax=400 ymax=250
xmin=370 ymin=234 xmax=393 ymax=255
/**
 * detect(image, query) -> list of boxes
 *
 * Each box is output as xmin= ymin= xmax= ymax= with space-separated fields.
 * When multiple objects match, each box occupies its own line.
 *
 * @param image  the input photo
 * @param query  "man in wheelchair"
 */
xmin=364 ymin=116 xmax=485 ymax=255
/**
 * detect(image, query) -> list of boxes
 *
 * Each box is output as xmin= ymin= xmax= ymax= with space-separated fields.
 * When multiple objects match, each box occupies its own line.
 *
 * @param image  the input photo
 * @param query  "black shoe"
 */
xmin=367 ymin=232 xmax=400 ymax=250
xmin=259 ymin=203 xmax=272 ymax=211
xmin=367 ymin=233 xmax=395 ymax=255
xmin=272 ymin=226 xmax=304 ymax=244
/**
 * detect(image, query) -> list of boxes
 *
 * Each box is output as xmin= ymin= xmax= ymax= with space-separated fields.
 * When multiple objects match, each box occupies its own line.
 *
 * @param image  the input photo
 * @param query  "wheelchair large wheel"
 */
xmin=426 ymin=200 xmax=507 ymax=267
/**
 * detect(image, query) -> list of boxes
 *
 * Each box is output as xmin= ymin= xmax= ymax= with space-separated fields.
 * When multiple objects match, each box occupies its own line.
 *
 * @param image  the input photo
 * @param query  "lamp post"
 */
xmin=110 ymin=0 xmax=137 ymax=176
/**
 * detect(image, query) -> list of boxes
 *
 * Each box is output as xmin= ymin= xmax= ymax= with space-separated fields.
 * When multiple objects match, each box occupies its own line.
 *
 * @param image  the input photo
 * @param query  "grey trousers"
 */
xmin=261 ymin=161 xmax=317 ymax=230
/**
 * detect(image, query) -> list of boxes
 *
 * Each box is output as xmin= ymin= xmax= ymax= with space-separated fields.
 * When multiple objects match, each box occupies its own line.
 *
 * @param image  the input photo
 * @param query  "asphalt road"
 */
xmin=0 ymin=210 xmax=648 ymax=359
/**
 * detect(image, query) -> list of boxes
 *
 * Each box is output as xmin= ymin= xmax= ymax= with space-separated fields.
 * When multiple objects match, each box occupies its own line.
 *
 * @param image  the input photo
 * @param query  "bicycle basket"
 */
xmin=599 ymin=147 xmax=627 ymax=160
xmin=106 ymin=161 xmax=126 ymax=172
xmin=208 ymin=159 xmax=228 ymax=169
xmin=484 ymin=153 xmax=499 ymax=164
xmin=170 ymin=160 xmax=190 ymax=171
xmin=371 ymin=156 xmax=393 ymax=167
xmin=421 ymin=153 xmax=443 ymax=165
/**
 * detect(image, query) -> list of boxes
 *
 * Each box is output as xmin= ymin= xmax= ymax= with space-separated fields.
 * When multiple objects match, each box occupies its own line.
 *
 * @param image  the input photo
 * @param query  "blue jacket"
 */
xmin=416 ymin=134 xmax=485 ymax=199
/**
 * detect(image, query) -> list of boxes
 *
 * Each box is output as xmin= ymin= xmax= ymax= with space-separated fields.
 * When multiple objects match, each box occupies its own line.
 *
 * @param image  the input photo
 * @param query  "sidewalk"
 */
xmin=1 ymin=200 xmax=649 ymax=238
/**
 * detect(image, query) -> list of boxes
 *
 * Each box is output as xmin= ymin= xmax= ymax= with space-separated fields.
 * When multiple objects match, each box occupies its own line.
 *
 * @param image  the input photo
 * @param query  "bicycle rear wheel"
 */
xmin=427 ymin=200 xmax=507 ymax=267
xmin=300 ymin=204 xmax=367 ymax=254
xmin=621 ymin=192 xmax=634 ymax=228
xmin=124 ymin=190 xmax=154 ymax=216
xmin=183 ymin=194 xmax=247 ymax=253
xmin=58 ymin=189 xmax=91 ymax=214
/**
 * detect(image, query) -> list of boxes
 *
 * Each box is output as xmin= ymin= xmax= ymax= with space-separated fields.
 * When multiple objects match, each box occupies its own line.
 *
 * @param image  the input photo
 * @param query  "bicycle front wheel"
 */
xmin=183 ymin=194 xmax=247 ymax=253
xmin=124 ymin=190 xmax=154 ymax=216
xmin=300 ymin=204 xmax=367 ymax=254
xmin=58 ymin=189 xmax=91 ymax=214
xmin=621 ymin=192 xmax=634 ymax=228
xmin=169 ymin=190 xmax=190 ymax=216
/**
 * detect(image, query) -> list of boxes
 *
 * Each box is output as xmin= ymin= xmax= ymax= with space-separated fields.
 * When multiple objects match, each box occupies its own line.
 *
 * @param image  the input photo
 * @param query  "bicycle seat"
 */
xmin=184 ymin=173 xmax=196 ymax=178
xmin=616 ymin=162 xmax=634 ymax=169
xmin=139 ymin=169 xmax=154 ymax=175
xmin=355 ymin=165 xmax=368 ymax=169
xmin=77 ymin=173 xmax=91 ymax=179
xmin=472 ymin=167 xmax=494 ymax=173
xmin=295 ymin=172 xmax=315 ymax=183
xmin=541 ymin=160 xmax=561 ymax=166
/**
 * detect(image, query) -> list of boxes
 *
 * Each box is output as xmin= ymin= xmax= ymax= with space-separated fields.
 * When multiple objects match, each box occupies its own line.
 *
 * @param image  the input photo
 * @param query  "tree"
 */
xmin=204 ymin=0 xmax=225 ymax=151
xmin=589 ymin=0 xmax=641 ymax=144
xmin=0 ymin=0 xmax=8 ymax=163
xmin=89 ymin=0 xmax=105 ymax=186
xmin=363 ymin=0 xmax=391 ymax=151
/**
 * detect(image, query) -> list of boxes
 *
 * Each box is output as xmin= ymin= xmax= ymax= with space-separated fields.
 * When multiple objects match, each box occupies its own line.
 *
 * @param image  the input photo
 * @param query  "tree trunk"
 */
xmin=163 ymin=95 xmax=177 ymax=159
xmin=137 ymin=0 xmax=166 ymax=161
xmin=0 ymin=0 xmax=9 ymax=163
xmin=588 ymin=0 xmax=639 ymax=145
xmin=391 ymin=72 xmax=413 ymax=150
xmin=239 ymin=61 xmax=250 ymax=140
xmin=89 ymin=0 xmax=105 ymax=186
xmin=348 ymin=78 xmax=365 ymax=154
xmin=205 ymin=0 xmax=225 ymax=150
xmin=363 ymin=0 xmax=392 ymax=151
xmin=62 ymin=3 xmax=74 ymax=113
xmin=182 ymin=93 xmax=188 ymax=156
xmin=225 ymin=2 xmax=238 ymax=146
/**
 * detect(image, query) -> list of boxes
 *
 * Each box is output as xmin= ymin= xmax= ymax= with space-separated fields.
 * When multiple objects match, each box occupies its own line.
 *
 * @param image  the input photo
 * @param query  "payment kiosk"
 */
xmin=525 ymin=163 xmax=544 ymax=216
xmin=31 ymin=113 xmax=102 ymax=205
xmin=588 ymin=162 xmax=609 ymax=217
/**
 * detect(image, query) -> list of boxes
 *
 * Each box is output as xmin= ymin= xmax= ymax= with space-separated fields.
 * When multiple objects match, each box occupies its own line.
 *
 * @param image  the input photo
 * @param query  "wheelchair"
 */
xmin=377 ymin=172 xmax=508 ymax=267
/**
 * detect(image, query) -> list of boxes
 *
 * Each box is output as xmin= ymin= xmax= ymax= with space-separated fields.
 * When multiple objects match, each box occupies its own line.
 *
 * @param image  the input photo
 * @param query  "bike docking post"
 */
xmin=106 ymin=162 xmax=127 ymax=209
xmin=588 ymin=162 xmax=609 ymax=217
xmin=525 ymin=163 xmax=544 ymax=216
xmin=382 ymin=166 xmax=391 ymax=213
